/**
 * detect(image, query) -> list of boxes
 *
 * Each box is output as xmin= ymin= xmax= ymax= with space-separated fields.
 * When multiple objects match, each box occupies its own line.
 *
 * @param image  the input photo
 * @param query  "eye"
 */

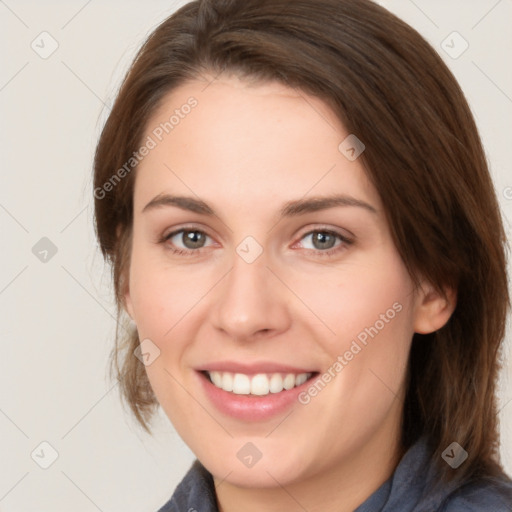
xmin=161 ymin=228 xmax=214 ymax=255
xmin=159 ymin=227 xmax=353 ymax=258
xmin=296 ymin=229 xmax=353 ymax=257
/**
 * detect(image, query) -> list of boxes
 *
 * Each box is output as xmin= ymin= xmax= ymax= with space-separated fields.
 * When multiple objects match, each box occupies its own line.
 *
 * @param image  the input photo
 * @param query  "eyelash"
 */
xmin=158 ymin=227 xmax=354 ymax=258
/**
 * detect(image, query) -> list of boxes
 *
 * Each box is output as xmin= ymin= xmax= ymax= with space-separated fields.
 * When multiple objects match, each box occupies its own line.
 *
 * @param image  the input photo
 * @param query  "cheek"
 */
xmin=128 ymin=242 xmax=204 ymax=336
xmin=290 ymin=253 xmax=414 ymax=453
xmin=291 ymin=249 xmax=414 ymax=355
xmin=292 ymin=248 xmax=416 ymax=424
xmin=326 ymin=254 xmax=415 ymax=408
xmin=127 ymin=247 xmax=206 ymax=415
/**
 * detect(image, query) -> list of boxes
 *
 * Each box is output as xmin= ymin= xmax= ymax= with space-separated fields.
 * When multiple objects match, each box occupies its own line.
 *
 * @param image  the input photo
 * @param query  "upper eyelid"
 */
xmin=164 ymin=226 xmax=216 ymax=242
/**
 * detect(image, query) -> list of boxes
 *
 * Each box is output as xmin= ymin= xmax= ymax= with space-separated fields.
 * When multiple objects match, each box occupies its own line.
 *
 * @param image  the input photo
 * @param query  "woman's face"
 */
xmin=125 ymin=75 xmax=447 ymax=489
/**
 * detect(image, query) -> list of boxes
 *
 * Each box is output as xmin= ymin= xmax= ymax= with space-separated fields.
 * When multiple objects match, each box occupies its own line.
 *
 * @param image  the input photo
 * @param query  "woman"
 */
xmin=93 ymin=0 xmax=512 ymax=510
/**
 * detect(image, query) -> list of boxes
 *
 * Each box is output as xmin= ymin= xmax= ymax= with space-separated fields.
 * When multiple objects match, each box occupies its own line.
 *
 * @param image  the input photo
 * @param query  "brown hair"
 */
xmin=93 ymin=0 xmax=510 ymax=488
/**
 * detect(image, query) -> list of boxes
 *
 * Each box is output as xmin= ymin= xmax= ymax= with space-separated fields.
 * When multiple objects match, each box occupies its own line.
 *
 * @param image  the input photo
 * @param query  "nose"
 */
xmin=210 ymin=247 xmax=292 ymax=342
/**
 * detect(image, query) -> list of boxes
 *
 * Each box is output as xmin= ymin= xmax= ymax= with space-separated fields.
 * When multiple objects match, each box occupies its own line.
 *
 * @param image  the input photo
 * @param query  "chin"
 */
xmin=194 ymin=438 xmax=311 ymax=489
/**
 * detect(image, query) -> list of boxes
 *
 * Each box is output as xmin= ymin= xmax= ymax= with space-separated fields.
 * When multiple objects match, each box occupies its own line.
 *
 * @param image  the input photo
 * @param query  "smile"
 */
xmin=197 ymin=362 xmax=319 ymax=420
xmin=205 ymin=371 xmax=313 ymax=396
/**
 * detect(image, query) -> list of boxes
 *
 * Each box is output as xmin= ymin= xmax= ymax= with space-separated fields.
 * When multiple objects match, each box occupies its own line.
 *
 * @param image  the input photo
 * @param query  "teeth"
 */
xmin=295 ymin=373 xmax=308 ymax=386
xmin=221 ymin=372 xmax=233 ymax=392
xmin=233 ymin=373 xmax=251 ymax=394
xmin=206 ymin=371 xmax=312 ymax=396
xmin=269 ymin=373 xmax=283 ymax=393
xmin=251 ymin=374 xmax=269 ymax=395
xmin=210 ymin=371 xmax=223 ymax=388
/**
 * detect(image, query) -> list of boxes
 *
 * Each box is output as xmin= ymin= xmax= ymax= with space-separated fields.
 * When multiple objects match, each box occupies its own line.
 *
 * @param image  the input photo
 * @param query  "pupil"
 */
xmin=314 ymin=232 xmax=335 ymax=250
xmin=184 ymin=231 xmax=205 ymax=249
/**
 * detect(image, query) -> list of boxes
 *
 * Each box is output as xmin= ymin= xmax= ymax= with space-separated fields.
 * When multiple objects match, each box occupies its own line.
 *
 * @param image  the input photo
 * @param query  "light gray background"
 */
xmin=1 ymin=0 xmax=511 ymax=510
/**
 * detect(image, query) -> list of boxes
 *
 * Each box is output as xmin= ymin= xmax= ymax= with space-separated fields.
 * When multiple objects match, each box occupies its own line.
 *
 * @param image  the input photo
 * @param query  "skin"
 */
xmin=124 ymin=74 xmax=456 ymax=512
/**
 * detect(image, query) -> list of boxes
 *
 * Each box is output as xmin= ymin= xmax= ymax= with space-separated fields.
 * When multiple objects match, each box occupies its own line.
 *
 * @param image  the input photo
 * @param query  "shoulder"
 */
xmin=439 ymin=474 xmax=512 ymax=512
xmin=156 ymin=460 xmax=218 ymax=512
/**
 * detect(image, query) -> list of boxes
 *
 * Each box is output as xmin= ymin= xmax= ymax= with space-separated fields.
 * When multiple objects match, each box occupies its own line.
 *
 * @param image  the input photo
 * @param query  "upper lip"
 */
xmin=196 ymin=361 xmax=317 ymax=375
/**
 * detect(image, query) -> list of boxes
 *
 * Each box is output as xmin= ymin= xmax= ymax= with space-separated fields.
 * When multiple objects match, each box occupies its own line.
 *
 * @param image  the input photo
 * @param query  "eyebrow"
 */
xmin=142 ymin=193 xmax=377 ymax=217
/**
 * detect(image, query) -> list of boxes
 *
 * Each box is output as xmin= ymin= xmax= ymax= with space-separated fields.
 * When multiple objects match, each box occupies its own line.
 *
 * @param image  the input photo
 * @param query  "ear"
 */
xmin=413 ymin=281 xmax=457 ymax=334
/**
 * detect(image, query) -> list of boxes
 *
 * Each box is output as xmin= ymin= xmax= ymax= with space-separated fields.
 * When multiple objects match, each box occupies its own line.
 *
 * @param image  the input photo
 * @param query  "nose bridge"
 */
xmin=211 ymin=241 xmax=291 ymax=340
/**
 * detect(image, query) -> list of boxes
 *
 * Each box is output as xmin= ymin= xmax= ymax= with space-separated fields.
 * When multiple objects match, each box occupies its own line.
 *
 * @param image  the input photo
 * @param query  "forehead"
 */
xmin=134 ymin=75 xmax=381 ymax=216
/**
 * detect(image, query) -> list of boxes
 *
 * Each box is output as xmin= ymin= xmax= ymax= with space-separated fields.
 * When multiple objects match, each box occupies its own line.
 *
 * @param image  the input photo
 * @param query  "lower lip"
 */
xmin=197 ymin=371 xmax=315 ymax=422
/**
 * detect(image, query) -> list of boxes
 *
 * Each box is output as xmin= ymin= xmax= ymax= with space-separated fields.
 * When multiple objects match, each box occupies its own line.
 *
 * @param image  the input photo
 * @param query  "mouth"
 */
xmin=196 ymin=364 xmax=320 ymax=421
xmin=202 ymin=370 xmax=317 ymax=396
